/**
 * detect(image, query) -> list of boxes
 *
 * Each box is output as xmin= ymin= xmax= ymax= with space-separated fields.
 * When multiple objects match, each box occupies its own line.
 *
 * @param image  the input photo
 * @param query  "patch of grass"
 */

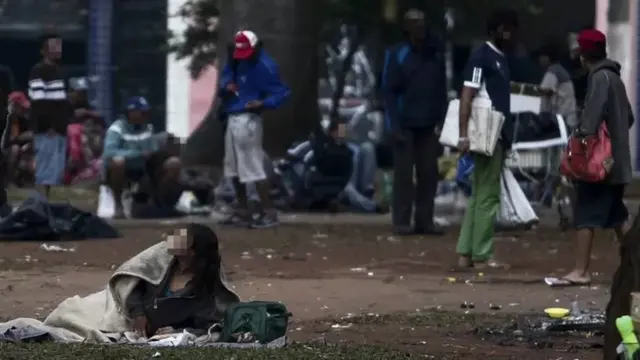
xmin=0 ymin=343 xmax=440 ymax=360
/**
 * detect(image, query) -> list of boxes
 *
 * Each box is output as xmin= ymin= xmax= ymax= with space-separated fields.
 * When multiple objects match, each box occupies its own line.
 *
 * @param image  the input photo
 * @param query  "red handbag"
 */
xmin=560 ymin=122 xmax=614 ymax=182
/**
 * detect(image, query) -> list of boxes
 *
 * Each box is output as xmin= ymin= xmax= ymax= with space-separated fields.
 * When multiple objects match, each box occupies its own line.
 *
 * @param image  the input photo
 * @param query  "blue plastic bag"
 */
xmin=455 ymin=154 xmax=474 ymax=197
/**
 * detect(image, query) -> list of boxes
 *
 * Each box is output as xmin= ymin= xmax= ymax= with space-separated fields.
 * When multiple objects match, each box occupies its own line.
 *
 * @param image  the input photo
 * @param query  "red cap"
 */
xmin=233 ymin=30 xmax=259 ymax=60
xmin=577 ymin=29 xmax=606 ymax=53
xmin=8 ymin=91 xmax=30 ymax=108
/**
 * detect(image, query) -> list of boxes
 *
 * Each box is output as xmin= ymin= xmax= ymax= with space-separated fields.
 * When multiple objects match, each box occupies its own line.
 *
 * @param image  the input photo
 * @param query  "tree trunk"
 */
xmin=213 ymin=0 xmax=320 ymax=158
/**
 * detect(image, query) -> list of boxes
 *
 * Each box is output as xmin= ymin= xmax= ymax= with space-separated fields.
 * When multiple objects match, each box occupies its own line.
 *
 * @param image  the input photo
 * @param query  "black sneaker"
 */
xmin=220 ymin=213 xmax=250 ymax=227
xmin=250 ymin=212 xmax=280 ymax=229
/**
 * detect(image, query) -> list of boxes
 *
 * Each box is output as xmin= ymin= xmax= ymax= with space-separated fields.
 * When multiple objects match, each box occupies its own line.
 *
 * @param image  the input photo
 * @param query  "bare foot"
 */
xmin=561 ymin=270 xmax=591 ymax=285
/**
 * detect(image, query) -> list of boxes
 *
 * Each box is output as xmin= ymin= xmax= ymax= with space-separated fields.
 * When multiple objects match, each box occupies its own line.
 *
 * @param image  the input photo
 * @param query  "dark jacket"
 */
xmin=28 ymin=61 xmax=70 ymax=135
xmin=382 ymin=34 xmax=447 ymax=130
xmin=125 ymin=260 xmax=232 ymax=335
xmin=578 ymin=59 xmax=635 ymax=184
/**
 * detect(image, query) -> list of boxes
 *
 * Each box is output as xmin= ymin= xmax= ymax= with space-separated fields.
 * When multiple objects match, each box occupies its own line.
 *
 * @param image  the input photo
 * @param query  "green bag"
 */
xmin=220 ymin=301 xmax=292 ymax=343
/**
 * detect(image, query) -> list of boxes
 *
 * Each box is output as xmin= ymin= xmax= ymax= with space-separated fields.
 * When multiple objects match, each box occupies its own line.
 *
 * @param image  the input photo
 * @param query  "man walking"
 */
xmin=456 ymin=9 xmax=518 ymax=269
xmin=218 ymin=30 xmax=291 ymax=229
xmin=382 ymin=9 xmax=447 ymax=236
xmin=28 ymin=33 xmax=69 ymax=199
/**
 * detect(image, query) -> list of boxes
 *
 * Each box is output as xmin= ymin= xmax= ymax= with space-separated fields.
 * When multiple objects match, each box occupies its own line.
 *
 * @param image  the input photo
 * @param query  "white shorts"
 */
xmin=223 ymin=113 xmax=267 ymax=183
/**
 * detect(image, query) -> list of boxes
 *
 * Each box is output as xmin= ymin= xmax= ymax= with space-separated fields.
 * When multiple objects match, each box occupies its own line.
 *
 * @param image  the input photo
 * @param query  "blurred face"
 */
xmin=538 ymin=54 xmax=550 ymax=67
xmin=70 ymin=90 xmax=88 ymax=105
xmin=127 ymin=109 xmax=147 ymax=124
xmin=494 ymin=25 xmax=516 ymax=50
xmin=43 ymin=38 xmax=62 ymax=61
xmin=166 ymin=228 xmax=194 ymax=261
xmin=406 ymin=19 xmax=425 ymax=41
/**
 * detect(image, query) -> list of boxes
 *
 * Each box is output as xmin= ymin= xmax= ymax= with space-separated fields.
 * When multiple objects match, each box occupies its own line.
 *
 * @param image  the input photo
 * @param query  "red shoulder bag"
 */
xmin=560 ymin=122 xmax=613 ymax=182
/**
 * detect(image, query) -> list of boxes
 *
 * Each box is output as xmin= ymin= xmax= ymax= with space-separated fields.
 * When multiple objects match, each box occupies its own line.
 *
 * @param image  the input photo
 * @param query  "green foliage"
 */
xmin=169 ymin=0 xmax=220 ymax=79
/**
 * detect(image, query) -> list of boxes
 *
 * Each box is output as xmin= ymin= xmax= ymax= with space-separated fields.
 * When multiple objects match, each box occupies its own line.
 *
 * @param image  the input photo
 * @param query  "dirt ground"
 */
xmin=0 ymin=222 xmax=619 ymax=359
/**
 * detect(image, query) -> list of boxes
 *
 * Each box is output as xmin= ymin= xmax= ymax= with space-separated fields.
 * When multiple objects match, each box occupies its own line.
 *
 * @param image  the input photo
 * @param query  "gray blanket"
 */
xmin=0 ymin=242 xmax=240 ymax=343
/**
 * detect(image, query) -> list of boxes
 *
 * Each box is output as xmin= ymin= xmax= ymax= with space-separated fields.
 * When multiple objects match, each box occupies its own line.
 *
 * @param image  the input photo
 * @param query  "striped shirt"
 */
xmin=28 ymin=61 xmax=70 ymax=134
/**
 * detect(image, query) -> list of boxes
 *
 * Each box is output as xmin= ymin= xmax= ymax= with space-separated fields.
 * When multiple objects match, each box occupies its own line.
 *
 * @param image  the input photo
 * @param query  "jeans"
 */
xmin=286 ymin=140 xmax=378 ymax=213
xmin=343 ymin=142 xmax=377 ymax=212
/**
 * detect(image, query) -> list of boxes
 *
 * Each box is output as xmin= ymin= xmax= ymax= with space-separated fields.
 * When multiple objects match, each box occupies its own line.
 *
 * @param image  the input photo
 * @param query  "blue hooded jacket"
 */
xmin=218 ymin=49 xmax=291 ymax=114
xmin=382 ymin=33 xmax=447 ymax=130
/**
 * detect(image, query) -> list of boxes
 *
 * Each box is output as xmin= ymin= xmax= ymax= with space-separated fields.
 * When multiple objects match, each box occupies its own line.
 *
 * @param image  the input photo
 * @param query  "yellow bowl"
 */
xmin=545 ymin=307 xmax=570 ymax=318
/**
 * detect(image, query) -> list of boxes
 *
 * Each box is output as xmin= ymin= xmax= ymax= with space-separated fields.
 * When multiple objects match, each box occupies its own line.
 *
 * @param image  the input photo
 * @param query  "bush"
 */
xmin=0 ymin=343 xmax=416 ymax=360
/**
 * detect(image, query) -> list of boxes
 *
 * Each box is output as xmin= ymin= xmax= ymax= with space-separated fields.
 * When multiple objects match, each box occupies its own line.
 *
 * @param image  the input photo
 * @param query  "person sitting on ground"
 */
xmin=126 ymin=223 xmax=239 ymax=337
xmin=65 ymin=78 xmax=105 ymax=185
xmin=2 ymin=91 xmax=34 ymax=187
xmin=278 ymin=122 xmax=385 ymax=213
xmin=103 ymin=96 xmax=181 ymax=218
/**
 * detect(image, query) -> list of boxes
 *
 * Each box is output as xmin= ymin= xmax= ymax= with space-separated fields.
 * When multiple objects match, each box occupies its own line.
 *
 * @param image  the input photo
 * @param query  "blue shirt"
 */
xmin=218 ymin=50 xmax=291 ymax=114
xmin=102 ymin=119 xmax=159 ymax=169
xmin=462 ymin=41 xmax=512 ymax=146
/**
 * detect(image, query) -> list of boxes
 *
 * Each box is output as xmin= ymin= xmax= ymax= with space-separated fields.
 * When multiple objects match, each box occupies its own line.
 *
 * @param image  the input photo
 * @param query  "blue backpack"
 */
xmin=381 ymin=45 xmax=410 ymax=129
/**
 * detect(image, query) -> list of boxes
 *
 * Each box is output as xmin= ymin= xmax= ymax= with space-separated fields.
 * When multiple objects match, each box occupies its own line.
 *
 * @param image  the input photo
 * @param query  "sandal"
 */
xmin=544 ymin=276 xmax=592 ymax=287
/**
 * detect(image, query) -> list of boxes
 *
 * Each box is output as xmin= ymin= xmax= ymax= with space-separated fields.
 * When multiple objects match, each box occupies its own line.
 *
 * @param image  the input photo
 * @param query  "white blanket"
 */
xmin=0 ymin=242 xmax=239 ymax=343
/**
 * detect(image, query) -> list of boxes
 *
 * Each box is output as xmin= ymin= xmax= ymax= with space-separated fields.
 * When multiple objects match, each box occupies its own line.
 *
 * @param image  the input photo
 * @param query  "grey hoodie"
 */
xmin=578 ymin=59 xmax=635 ymax=184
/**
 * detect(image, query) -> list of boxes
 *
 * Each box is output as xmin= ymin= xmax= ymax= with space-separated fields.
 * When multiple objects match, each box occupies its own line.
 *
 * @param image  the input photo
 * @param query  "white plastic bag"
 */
xmin=439 ymin=99 xmax=461 ymax=148
xmin=439 ymin=97 xmax=504 ymax=156
xmin=97 ymin=185 xmax=132 ymax=218
xmin=497 ymin=168 xmax=538 ymax=227
xmin=97 ymin=185 xmax=115 ymax=219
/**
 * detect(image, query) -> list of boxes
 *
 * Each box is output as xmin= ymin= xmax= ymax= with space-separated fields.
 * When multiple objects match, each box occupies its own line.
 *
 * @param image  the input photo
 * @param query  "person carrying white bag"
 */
xmin=454 ymin=9 xmax=518 ymax=270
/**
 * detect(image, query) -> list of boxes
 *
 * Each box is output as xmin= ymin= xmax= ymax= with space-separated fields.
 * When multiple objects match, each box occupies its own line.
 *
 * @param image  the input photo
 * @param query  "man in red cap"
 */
xmin=217 ymin=30 xmax=291 ymax=229
xmin=549 ymin=29 xmax=634 ymax=287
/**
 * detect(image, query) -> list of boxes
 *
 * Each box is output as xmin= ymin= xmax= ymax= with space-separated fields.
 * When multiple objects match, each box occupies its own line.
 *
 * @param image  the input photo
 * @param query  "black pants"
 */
xmin=391 ymin=127 xmax=439 ymax=229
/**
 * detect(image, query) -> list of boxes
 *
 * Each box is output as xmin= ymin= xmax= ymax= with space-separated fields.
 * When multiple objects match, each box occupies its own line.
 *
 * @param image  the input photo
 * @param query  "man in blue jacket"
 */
xmin=383 ymin=9 xmax=447 ymax=236
xmin=218 ymin=30 xmax=291 ymax=229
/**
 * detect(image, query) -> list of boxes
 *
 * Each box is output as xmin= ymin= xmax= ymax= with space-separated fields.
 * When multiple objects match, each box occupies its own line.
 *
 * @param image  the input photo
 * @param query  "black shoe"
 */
xmin=220 ymin=213 xmax=250 ymax=227
xmin=414 ymin=226 xmax=445 ymax=236
xmin=375 ymin=203 xmax=390 ymax=214
xmin=250 ymin=212 xmax=280 ymax=229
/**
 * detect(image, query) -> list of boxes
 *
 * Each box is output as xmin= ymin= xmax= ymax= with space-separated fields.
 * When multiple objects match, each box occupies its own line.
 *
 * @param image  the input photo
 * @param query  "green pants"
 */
xmin=456 ymin=145 xmax=502 ymax=261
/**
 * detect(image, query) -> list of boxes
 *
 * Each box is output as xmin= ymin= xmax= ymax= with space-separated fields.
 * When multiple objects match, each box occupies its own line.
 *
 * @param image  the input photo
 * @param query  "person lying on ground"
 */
xmin=2 ymin=91 xmax=34 ymax=187
xmin=0 ymin=223 xmax=240 ymax=342
xmin=103 ymin=96 xmax=181 ymax=218
xmin=66 ymin=79 xmax=105 ymax=185
xmin=278 ymin=122 xmax=387 ymax=213
xmin=126 ymin=223 xmax=239 ymax=337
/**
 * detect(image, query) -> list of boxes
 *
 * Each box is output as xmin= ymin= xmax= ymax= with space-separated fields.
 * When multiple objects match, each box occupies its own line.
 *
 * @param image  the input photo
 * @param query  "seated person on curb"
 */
xmin=103 ymin=96 xmax=181 ymax=218
xmin=279 ymin=122 xmax=386 ymax=213
xmin=126 ymin=223 xmax=239 ymax=337
xmin=66 ymin=78 xmax=105 ymax=184
xmin=2 ymin=91 xmax=34 ymax=187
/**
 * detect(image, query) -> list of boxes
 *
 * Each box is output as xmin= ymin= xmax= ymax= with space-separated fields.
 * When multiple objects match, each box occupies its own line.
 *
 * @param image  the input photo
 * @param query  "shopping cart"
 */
xmin=505 ymin=111 xmax=572 ymax=230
